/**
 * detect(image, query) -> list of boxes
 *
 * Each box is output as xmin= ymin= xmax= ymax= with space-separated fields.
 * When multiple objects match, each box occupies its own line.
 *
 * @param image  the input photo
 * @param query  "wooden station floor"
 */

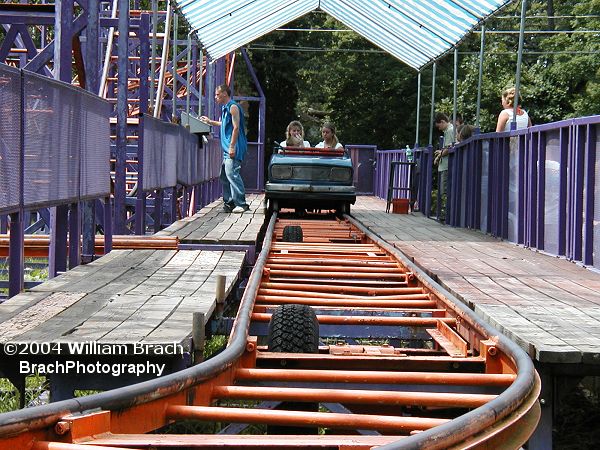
xmin=0 ymin=194 xmax=266 ymax=355
xmin=157 ymin=193 xmax=266 ymax=244
xmin=0 ymin=249 xmax=245 ymax=349
xmin=352 ymin=196 xmax=600 ymax=365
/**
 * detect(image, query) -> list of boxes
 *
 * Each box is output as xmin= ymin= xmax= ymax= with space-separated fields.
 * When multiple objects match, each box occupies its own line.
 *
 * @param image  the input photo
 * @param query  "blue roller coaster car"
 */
xmin=265 ymin=146 xmax=356 ymax=214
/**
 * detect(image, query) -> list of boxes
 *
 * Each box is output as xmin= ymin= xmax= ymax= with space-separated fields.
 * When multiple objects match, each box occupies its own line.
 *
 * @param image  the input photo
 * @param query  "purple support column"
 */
xmin=516 ymin=134 xmax=527 ymax=245
xmin=49 ymin=205 xmax=68 ymax=278
xmin=103 ymin=196 xmax=112 ymax=253
xmin=0 ymin=216 xmax=7 ymax=234
xmin=572 ymin=125 xmax=586 ymax=262
xmin=50 ymin=0 xmax=73 ymax=276
xmin=135 ymin=13 xmax=150 ymax=235
xmin=424 ymin=146 xmax=433 ymax=217
xmin=8 ymin=212 xmax=24 ymax=297
xmin=153 ymin=189 xmax=163 ymax=233
xmin=182 ymin=186 xmax=189 ymax=218
xmin=114 ymin=0 xmax=130 ymax=234
xmin=170 ymin=186 xmax=178 ymax=223
xmin=68 ymin=202 xmax=81 ymax=269
xmin=501 ymin=137 xmax=510 ymax=239
xmin=473 ymin=140 xmax=483 ymax=230
xmin=54 ymin=0 xmax=73 ymax=82
xmin=241 ymin=49 xmax=266 ymax=191
xmin=82 ymin=0 xmax=100 ymax=263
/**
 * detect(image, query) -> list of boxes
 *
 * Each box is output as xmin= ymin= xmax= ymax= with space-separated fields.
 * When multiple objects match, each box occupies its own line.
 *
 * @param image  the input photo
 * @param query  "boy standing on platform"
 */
xmin=201 ymin=84 xmax=249 ymax=213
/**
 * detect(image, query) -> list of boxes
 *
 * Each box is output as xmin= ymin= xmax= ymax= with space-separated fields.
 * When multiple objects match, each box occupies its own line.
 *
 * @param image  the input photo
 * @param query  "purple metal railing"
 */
xmin=442 ymin=116 xmax=600 ymax=269
xmin=373 ymin=147 xmax=432 ymax=214
xmin=0 ymin=64 xmax=111 ymax=297
xmin=0 ymin=64 xmax=22 ymax=215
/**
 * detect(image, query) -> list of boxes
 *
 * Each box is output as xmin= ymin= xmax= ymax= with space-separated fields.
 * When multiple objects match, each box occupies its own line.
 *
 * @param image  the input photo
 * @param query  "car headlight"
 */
xmin=330 ymin=167 xmax=352 ymax=182
xmin=271 ymin=164 xmax=293 ymax=180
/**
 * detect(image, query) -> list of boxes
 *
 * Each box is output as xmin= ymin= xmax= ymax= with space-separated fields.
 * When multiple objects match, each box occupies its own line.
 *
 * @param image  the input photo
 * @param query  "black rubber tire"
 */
xmin=267 ymin=304 xmax=320 ymax=434
xmin=282 ymin=225 xmax=303 ymax=243
xmin=267 ymin=304 xmax=319 ymax=353
xmin=339 ymin=202 xmax=350 ymax=215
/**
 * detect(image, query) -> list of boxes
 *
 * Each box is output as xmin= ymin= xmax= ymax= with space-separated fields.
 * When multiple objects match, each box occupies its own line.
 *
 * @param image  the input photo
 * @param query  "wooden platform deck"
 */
xmin=0 ymin=249 xmax=245 ymax=349
xmin=157 ymin=193 xmax=266 ymax=244
xmin=352 ymin=196 xmax=600 ymax=366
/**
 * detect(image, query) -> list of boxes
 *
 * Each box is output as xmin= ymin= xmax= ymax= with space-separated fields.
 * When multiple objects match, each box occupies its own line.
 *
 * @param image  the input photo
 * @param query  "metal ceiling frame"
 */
xmin=176 ymin=0 xmax=515 ymax=70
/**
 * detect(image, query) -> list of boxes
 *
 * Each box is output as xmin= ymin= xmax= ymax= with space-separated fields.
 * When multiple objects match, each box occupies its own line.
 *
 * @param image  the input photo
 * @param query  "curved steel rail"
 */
xmin=0 ymin=212 xmax=540 ymax=449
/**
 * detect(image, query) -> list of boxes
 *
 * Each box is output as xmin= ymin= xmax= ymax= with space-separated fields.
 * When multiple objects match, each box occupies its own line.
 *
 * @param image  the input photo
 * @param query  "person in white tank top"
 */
xmin=496 ymin=87 xmax=532 ymax=132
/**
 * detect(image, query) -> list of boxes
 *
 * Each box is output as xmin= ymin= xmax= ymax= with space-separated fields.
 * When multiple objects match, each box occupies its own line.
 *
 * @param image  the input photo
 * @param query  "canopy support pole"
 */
xmin=428 ymin=62 xmax=436 ymax=146
xmin=452 ymin=48 xmax=458 ymax=143
xmin=512 ymin=0 xmax=527 ymax=130
xmin=475 ymin=24 xmax=486 ymax=132
xmin=415 ymin=71 xmax=421 ymax=147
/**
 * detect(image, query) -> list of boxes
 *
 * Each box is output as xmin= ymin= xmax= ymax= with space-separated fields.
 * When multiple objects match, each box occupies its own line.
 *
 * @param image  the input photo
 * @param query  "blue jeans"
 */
xmin=220 ymin=158 xmax=247 ymax=207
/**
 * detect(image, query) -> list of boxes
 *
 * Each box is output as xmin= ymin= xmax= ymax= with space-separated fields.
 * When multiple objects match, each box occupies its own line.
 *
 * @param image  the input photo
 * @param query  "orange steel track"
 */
xmin=0 ymin=213 xmax=540 ymax=449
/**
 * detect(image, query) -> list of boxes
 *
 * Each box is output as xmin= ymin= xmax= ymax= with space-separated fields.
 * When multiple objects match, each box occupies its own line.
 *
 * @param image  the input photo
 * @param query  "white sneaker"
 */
xmin=232 ymin=205 xmax=248 ymax=213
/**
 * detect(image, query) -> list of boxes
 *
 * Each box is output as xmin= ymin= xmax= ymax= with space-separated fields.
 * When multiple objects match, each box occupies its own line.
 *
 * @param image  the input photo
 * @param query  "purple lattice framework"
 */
xmin=0 ymin=64 xmax=22 ymax=213
xmin=444 ymin=116 xmax=600 ymax=269
xmin=22 ymin=70 xmax=110 ymax=208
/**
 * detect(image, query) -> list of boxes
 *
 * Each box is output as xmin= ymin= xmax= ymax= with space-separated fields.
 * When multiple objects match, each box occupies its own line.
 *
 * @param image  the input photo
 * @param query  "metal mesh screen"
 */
xmin=592 ymin=125 xmax=600 ymax=269
xmin=507 ymin=137 xmax=520 ymax=241
xmin=80 ymin=91 xmax=111 ymax=199
xmin=177 ymin=127 xmax=200 ymax=186
xmin=0 ymin=64 xmax=22 ymax=213
xmin=23 ymin=71 xmax=80 ymax=207
xmin=142 ymin=115 xmax=177 ymax=191
xmin=544 ymin=130 xmax=562 ymax=255
xmin=480 ymin=140 xmax=489 ymax=232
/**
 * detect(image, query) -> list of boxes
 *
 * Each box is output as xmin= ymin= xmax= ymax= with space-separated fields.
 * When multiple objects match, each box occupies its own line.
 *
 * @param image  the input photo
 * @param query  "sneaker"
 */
xmin=232 ymin=205 xmax=250 ymax=213
xmin=222 ymin=203 xmax=234 ymax=213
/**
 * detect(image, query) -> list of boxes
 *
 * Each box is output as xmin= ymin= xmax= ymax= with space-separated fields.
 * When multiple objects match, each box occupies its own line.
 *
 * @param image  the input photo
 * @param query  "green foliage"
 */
xmin=0 ymin=375 xmax=49 ymax=413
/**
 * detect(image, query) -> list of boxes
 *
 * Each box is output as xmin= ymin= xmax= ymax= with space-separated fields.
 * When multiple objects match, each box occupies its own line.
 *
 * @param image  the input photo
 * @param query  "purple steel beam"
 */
xmin=516 ymin=135 xmax=526 ymax=244
xmin=104 ymin=196 xmax=112 ymax=253
xmin=48 ymin=205 xmax=68 ymax=278
xmin=82 ymin=0 xmax=99 ymax=262
xmin=583 ymin=124 xmax=597 ymax=266
xmin=153 ymin=189 xmax=163 ymax=233
xmin=135 ymin=14 xmax=150 ymax=235
xmin=8 ymin=212 xmax=24 ymax=297
xmin=572 ymin=125 xmax=586 ymax=262
xmin=68 ymin=203 xmax=81 ymax=269
xmin=49 ymin=1 xmax=74 ymax=277
xmin=114 ymin=0 xmax=129 ymax=234
xmin=170 ymin=186 xmax=178 ymax=223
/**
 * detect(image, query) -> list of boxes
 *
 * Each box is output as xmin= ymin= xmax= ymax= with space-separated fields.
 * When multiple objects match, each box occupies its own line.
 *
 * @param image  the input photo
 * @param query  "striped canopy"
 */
xmin=176 ymin=0 xmax=513 ymax=69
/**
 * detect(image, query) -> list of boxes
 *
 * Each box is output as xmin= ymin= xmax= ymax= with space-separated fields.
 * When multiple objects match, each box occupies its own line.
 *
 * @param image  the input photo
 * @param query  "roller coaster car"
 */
xmin=265 ymin=146 xmax=356 ymax=214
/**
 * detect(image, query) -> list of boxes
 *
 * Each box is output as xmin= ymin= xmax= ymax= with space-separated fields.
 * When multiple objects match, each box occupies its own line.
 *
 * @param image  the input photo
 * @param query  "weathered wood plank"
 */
xmin=351 ymin=196 xmax=600 ymax=364
xmin=0 ymin=292 xmax=86 ymax=341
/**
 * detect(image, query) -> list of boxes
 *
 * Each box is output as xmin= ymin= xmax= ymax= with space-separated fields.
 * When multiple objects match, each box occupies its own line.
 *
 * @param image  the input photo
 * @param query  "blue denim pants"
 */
xmin=220 ymin=158 xmax=247 ymax=207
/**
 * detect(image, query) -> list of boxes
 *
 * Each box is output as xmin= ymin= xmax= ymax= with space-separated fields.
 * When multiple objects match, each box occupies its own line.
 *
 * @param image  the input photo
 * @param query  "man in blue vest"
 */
xmin=200 ymin=84 xmax=249 ymax=213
